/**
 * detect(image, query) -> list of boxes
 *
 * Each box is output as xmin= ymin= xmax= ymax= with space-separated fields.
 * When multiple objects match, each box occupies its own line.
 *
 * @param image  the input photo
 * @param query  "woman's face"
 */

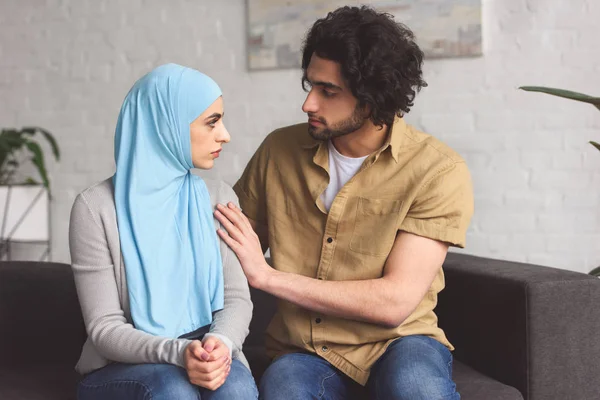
xmin=190 ymin=96 xmax=230 ymax=169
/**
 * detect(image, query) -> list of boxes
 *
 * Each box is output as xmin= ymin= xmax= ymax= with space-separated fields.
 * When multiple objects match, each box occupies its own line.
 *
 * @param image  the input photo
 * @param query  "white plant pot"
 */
xmin=0 ymin=185 xmax=50 ymax=260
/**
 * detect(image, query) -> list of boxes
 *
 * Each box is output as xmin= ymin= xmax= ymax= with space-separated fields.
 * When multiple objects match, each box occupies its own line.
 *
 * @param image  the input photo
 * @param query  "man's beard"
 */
xmin=308 ymin=106 xmax=366 ymax=141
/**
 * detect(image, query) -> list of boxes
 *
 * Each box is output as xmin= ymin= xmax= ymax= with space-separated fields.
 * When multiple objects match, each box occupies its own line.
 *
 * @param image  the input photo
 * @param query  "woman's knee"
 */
xmin=204 ymin=360 xmax=258 ymax=399
xmin=77 ymin=363 xmax=199 ymax=400
xmin=145 ymin=365 xmax=199 ymax=400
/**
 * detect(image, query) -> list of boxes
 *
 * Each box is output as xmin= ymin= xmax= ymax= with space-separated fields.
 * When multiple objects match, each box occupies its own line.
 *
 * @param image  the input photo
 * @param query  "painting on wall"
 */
xmin=247 ymin=0 xmax=482 ymax=70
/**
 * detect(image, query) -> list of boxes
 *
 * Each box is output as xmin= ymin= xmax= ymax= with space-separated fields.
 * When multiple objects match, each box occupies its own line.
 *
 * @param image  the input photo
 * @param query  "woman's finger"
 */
xmin=206 ymin=345 xmax=228 ymax=362
xmin=201 ymin=366 xmax=229 ymax=391
xmin=188 ymin=340 xmax=210 ymax=361
xmin=190 ymin=357 xmax=231 ymax=387
xmin=189 ymin=355 xmax=229 ymax=375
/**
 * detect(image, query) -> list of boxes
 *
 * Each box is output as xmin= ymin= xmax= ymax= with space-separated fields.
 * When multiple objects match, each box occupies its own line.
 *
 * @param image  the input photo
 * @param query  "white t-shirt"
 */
xmin=320 ymin=140 xmax=368 ymax=211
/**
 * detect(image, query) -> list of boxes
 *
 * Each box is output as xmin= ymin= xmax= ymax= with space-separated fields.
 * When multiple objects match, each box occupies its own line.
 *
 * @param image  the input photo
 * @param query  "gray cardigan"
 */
xmin=69 ymin=178 xmax=252 ymax=374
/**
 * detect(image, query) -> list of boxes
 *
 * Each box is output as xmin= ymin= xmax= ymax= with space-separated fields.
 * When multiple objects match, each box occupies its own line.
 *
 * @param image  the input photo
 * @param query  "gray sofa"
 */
xmin=1 ymin=253 xmax=599 ymax=399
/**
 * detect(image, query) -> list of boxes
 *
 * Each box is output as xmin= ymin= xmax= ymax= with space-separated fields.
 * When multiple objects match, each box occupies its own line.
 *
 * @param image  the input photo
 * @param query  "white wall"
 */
xmin=1 ymin=0 xmax=598 ymax=273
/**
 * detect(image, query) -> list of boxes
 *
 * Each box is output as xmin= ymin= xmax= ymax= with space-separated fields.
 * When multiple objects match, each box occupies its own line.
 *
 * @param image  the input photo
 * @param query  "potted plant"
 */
xmin=0 ymin=127 xmax=60 ymax=260
xmin=519 ymin=86 xmax=600 ymax=276
xmin=519 ymin=86 xmax=600 ymax=152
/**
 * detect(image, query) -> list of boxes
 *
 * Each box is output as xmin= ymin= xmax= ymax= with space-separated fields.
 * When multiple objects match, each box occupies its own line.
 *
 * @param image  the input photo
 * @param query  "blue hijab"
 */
xmin=113 ymin=63 xmax=224 ymax=338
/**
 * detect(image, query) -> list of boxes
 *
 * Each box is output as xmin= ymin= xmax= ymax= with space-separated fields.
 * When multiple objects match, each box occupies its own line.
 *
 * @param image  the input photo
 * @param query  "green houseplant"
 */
xmin=0 ymin=127 xmax=60 ymax=260
xmin=519 ymin=86 xmax=600 ymax=152
xmin=519 ymin=86 xmax=600 ymax=276
xmin=0 ymin=127 xmax=60 ymax=189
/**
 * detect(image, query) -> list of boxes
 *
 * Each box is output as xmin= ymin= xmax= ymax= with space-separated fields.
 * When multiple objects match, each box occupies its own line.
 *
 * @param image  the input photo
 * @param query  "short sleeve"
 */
xmin=233 ymin=135 xmax=272 ymax=225
xmin=399 ymin=161 xmax=474 ymax=248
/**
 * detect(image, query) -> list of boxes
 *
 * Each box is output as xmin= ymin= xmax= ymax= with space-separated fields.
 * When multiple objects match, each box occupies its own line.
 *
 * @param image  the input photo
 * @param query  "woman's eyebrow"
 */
xmin=205 ymin=112 xmax=223 ymax=120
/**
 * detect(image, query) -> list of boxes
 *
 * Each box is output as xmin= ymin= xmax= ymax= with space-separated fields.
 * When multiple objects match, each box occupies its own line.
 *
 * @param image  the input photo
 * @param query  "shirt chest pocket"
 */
xmin=349 ymin=198 xmax=403 ymax=257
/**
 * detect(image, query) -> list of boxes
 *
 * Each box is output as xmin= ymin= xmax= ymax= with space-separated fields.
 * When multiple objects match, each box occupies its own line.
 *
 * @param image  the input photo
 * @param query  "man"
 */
xmin=214 ymin=5 xmax=473 ymax=400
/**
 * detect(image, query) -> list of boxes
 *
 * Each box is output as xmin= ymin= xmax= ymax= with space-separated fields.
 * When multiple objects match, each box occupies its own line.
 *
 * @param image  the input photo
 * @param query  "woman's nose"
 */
xmin=217 ymin=125 xmax=230 ymax=143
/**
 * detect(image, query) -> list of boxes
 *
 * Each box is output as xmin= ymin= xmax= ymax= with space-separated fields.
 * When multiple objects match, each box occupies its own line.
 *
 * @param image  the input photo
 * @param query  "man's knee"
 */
xmin=369 ymin=336 xmax=458 ymax=400
xmin=377 ymin=365 xmax=457 ymax=400
xmin=259 ymin=358 xmax=308 ymax=399
xmin=259 ymin=354 xmax=335 ymax=400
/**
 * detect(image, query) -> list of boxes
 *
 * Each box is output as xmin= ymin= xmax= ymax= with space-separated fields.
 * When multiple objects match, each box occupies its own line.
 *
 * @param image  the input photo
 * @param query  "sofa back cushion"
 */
xmin=0 ymin=262 xmax=86 ymax=367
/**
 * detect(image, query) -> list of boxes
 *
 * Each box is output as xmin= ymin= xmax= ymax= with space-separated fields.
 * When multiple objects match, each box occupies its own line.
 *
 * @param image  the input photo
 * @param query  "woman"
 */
xmin=69 ymin=64 xmax=257 ymax=399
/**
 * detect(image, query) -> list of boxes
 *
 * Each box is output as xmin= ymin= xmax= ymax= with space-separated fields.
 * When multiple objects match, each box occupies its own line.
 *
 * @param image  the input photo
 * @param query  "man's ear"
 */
xmin=358 ymin=102 xmax=371 ymax=118
xmin=360 ymin=103 xmax=381 ymax=128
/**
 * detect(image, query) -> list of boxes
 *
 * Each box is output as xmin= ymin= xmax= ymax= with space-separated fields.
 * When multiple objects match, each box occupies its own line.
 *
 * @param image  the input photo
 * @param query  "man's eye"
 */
xmin=323 ymin=90 xmax=335 ymax=98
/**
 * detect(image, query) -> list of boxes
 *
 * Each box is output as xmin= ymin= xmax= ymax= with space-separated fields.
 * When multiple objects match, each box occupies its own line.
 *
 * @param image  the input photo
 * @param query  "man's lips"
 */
xmin=309 ymin=119 xmax=324 ymax=126
xmin=211 ymin=149 xmax=222 ymax=157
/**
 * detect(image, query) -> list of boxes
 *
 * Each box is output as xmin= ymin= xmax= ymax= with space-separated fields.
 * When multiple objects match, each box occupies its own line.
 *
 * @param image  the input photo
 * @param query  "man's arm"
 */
xmin=261 ymin=230 xmax=446 ymax=328
xmin=215 ymin=203 xmax=447 ymax=328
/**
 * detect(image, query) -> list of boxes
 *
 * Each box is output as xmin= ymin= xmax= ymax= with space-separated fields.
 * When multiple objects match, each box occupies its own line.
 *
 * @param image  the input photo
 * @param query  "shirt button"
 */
xmin=327 ymin=237 xmax=333 ymax=243
xmin=321 ymin=345 xmax=328 ymax=352
xmin=315 ymin=318 xmax=322 ymax=324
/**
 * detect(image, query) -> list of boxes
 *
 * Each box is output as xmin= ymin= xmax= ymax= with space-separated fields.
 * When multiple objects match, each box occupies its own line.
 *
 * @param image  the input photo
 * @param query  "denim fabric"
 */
xmin=259 ymin=335 xmax=459 ymax=400
xmin=77 ymin=360 xmax=257 ymax=400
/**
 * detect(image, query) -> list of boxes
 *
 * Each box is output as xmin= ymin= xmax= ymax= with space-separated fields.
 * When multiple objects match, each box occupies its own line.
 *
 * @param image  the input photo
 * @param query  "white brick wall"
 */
xmin=1 ymin=0 xmax=599 ymax=273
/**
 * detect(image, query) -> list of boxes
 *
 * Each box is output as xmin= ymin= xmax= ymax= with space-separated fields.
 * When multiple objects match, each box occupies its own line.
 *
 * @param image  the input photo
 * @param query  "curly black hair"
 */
xmin=301 ymin=6 xmax=427 ymax=127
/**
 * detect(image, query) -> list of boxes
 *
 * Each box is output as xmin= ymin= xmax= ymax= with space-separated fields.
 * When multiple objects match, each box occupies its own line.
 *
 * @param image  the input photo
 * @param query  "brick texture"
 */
xmin=1 ymin=0 xmax=598 ymax=273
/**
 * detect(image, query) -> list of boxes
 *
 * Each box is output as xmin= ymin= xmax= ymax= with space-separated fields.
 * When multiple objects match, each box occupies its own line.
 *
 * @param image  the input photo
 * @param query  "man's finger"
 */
xmin=217 ymin=204 xmax=247 ymax=232
xmin=214 ymin=209 xmax=244 ymax=240
xmin=229 ymin=203 xmax=253 ymax=230
xmin=217 ymin=229 xmax=241 ymax=251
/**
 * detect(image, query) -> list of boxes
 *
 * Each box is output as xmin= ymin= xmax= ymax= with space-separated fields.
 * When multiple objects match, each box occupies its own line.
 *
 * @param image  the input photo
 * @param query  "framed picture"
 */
xmin=247 ymin=0 xmax=482 ymax=70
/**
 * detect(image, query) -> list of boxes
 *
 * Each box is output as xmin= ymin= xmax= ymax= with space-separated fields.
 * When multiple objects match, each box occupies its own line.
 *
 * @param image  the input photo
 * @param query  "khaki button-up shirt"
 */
xmin=234 ymin=117 xmax=474 ymax=385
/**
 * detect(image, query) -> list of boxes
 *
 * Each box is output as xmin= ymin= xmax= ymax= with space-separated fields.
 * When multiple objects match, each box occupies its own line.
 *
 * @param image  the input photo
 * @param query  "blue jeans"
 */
xmin=77 ymin=360 xmax=258 ymax=400
xmin=260 ymin=335 xmax=459 ymax=400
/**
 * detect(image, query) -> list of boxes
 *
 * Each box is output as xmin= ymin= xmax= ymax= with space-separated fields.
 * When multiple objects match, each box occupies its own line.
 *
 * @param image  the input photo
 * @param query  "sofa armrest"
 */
xmin=0 ymin=262 xmax=86 ymax=367
xmin=437 ymin=252 xmax=600 ymax=400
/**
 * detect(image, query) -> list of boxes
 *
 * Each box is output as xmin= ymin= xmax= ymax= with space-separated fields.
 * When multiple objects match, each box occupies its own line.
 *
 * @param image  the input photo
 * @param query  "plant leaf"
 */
xmin=23 ymin=126 xmax=60 ymax=160
xmin=590 ymin=141 xmax=600 ymax=152
xmin=24 ymin=177 xmax=39 ymax=185
xmin=0 ymin=132 xmax=27 ymax=147
xmin=589 ymin=266 xmax=600 ymax=277
xmin=23 ymin=140 xmax=50 ymax=188
xmin=0 ymin=132 xmax=25 ymax=177
xmin=519 ymin=86 xmax=600 ymax=107
xmin=20 ymin=127 xmax=37 ymax=136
